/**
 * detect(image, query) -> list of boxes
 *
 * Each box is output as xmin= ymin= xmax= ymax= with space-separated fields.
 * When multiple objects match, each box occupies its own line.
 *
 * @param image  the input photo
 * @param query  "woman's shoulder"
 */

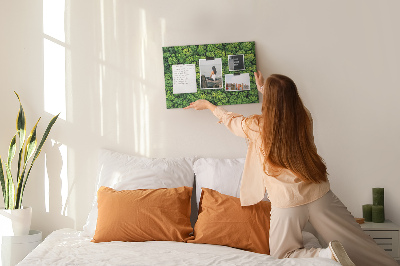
xmin=245 ymin=114 xmax=262 ymax=127
xmin=243 ymin=114 xmax=262 ymax=138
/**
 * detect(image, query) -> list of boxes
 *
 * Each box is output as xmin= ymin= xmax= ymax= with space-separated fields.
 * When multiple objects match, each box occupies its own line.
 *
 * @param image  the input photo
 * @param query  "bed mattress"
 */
xmin=18 ymin=228 xmax=339 ymax=266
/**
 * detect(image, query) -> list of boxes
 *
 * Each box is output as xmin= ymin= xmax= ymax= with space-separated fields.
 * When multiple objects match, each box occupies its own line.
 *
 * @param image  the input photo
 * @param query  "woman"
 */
xmin=210 ymin=66 xmax=217 ymax=81
xmin=184 ymin=71 xmax=397 ymax=266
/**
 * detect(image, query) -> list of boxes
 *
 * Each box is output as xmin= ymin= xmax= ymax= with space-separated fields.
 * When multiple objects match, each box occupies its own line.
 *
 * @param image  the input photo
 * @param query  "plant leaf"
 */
xmin=32 ymin=114 xmax=59 ymax=162
xmin=15 ymin=92 xmax=26 ymax=148
xmin=15 ymin=91 xmax=26 ymax=183
xmin=7 ymin=171 xmax=15 ymax=209
xmin=6 ymin=135 xmax=17 ymax=209
xmin=24 ymin=118 xmax=40 ymax=166
xmin=7 ymin=134 xmax=17 ymax=169
xmin=0 ymin=156 xmax=7 ymax=207
xmin=16 ymin=119 xmax=39 ymax=208
xmin=16 ymin=113 xmax=59 ymax=209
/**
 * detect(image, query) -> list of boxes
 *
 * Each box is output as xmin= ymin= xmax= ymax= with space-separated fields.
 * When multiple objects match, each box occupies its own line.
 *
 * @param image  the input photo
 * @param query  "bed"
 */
xmin=18 ymin=150 xmax=339 ymax=266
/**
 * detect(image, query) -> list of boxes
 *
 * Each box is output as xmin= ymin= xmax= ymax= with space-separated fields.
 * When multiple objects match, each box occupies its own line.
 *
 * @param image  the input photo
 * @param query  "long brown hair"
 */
xmin=258 ymin=74 xmax=327 ymax=183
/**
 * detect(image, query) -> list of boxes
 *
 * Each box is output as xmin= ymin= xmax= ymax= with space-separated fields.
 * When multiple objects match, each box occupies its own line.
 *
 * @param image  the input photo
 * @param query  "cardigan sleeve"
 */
xmin=212 ymin=106 xmax=248 ymax=138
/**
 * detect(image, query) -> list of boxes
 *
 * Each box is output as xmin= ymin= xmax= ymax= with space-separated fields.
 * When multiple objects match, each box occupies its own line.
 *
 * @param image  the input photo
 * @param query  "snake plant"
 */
xmin=0 ymin=92 xmax=59 ymax=209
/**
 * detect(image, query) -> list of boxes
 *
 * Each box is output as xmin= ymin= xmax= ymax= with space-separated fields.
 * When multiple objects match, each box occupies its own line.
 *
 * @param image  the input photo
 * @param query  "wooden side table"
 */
xmin=0 ymin=230 xmax=42 ymax=266
xmin=360 ymin=220 xmax=399 ymax=262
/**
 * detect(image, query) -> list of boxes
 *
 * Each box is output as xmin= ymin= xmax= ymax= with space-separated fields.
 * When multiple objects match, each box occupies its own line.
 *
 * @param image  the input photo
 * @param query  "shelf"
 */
xmin=0 ymin=230 xmax=42 ymax=266
xmin=360 ymin=220 xmax=399 ymax=260
xmin=361 ymin=220 xmax=400 ymax=231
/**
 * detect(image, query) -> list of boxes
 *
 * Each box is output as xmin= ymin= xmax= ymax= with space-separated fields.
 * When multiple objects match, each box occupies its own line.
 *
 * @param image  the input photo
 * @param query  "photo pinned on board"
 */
xmin=228 ymin=54 xmax=245 ymax=71
xmin=225 ymin=73 xmax=250 ymax=92
xmin=199 ymin=58 xmax=223 ymax=89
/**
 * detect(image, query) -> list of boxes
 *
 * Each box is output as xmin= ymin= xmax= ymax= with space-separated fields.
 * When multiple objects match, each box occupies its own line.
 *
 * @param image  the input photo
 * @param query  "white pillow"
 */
xmin=82 ymin=149 xmax=195 ymax=237
xmin=193 ymin=158 xmax=269 ymax=208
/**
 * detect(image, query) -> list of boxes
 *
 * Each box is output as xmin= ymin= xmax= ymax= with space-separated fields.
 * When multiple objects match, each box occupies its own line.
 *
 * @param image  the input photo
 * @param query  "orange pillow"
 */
xmin=92 ymin=186 xmax=193 ymax=243
xmin=187 ymin=187 xmax=271 ymax=254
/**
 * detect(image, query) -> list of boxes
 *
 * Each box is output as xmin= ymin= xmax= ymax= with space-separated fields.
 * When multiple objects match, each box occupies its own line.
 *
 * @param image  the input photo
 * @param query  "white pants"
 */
xmin=269 ymin=190 xmax=398 ymax=266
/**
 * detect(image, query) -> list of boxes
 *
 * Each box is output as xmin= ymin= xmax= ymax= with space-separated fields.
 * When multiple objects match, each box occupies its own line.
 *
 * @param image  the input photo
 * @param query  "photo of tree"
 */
xmin=162 ymin=41 xmax=258 ymax=109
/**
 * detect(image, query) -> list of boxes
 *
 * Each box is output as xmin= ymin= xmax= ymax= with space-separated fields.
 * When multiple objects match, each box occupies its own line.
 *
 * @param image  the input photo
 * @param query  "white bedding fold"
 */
xmin=18 ymin=229 xmax=339 ymax=266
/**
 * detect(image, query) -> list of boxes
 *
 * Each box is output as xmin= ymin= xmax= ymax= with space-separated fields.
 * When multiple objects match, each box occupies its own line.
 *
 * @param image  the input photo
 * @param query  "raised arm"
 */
xmin=184 ymin=99 xmax=216 ymax=112
xmin=184 ymin=100 xmax=248 ymax=138
xmin=184 ymin=71 xmax=264 ymax=138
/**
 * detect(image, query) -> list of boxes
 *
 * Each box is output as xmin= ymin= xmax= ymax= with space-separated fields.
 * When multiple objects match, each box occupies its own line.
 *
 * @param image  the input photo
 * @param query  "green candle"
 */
xmin=372 ymin=205 xmax=385 ymax=223
xmin=362 ymin=204 xmax=372 ymax=222
xmin=372 ymin=188 xmax=384 ymax=206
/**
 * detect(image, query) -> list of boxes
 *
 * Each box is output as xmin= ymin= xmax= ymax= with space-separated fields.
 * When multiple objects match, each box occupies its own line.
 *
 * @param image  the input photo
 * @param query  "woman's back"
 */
xmin=236 ymin=112 xmax=330 ymax=208
xmin=256 ymin=74 xmax=327 ymax=184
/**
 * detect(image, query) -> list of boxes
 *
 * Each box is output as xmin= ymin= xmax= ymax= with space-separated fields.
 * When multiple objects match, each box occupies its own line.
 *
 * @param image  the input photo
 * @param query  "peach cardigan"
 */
xmin=213 ymin=106 xmax=330 ymax=208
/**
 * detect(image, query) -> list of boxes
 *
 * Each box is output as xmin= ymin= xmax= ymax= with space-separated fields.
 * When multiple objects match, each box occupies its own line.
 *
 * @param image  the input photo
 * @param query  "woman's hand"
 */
xmin=184 ymin=99 xmax=216 ymax=111
xmin=254 ymin=70 xmax=265 ymax=95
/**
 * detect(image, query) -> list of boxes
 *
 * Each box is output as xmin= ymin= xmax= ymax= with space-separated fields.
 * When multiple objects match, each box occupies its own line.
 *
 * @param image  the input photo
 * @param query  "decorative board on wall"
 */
xmin=162 ymin=41 xmax=259 ymax=109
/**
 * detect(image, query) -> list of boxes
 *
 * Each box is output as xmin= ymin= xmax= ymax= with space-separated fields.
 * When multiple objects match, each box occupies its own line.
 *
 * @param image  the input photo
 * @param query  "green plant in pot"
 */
xmin=0 ymin=92 xmax=59 ymax=236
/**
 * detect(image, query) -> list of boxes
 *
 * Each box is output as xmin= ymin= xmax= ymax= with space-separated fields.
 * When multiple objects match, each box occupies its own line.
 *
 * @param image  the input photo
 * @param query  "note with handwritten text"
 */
xmin=172 ymin=64 xmax=197 ymax=94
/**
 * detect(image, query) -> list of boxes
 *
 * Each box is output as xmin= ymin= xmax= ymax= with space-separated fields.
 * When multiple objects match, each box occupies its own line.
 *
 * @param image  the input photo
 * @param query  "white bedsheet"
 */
xmin=18 ymin=229 xmax=339 ymax=266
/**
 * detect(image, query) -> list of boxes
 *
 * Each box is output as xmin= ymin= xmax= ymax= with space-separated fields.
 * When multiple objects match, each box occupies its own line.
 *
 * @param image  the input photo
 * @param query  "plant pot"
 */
xmin=0 ymin=206 xmax=32 ymax=236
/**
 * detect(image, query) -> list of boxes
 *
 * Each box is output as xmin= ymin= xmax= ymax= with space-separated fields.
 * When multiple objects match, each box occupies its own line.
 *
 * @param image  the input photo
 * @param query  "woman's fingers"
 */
xmin=254 ymin=71 xmax=260 ymax=81
xmin=184 ymin=100 xmax=210 ymax=110
xmin=254 ymin=70 xmax=264 ymax=85
xmin=183 ymin=103 xmax=193 ymax=109
xmin=184 ymin=101 xmax=198 ymax=109
xmin=254 ymin=70 xmax=265 ymax=94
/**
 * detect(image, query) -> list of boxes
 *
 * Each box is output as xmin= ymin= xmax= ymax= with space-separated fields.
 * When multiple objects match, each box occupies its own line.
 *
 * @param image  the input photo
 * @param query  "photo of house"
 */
xmin=225 ymin=73 xmax=250 ymax=91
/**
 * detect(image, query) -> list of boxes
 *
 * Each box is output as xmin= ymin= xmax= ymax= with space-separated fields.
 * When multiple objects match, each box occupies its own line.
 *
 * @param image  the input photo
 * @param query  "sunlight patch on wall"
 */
xmin=116 ymin=90 xmax=120 ymax=144
xmin=58 ymin=142 xmax=68 ymax=216
xmin=140 ymin=9 xmax=147 ymax=80
xmin=133 ymin=83 xmax=150 ymax=157
xmin=97 ymin=0 xmax=107 ymax=137
xmin=141 ymin=90 xmax=149 ymax=156
xmin=44 ymin=153 xmax=50 ymax=213
xmin=43 ymin=0 xmax=66 ymax=120
xmin=64 ymin=0 xmax=73 ymax=123
xmin=99 ymin=64 xmax=105 ymax=136
xmin=43 ymin=39 xmax=66 ymax=120
xmin=133 ymin=87 xmax=139 ymax=154
xmin=43 ymin=0 xmax=65 ymax=43
xmin=160 ymin=18 xmax=166 ymax=47
xmin=113 ymin=0 xmax=117 ymax=39
xmin=100 ymin=0 xmax=106 ymax=61
xmin=44 ymin=140 xmax=68 ymax=215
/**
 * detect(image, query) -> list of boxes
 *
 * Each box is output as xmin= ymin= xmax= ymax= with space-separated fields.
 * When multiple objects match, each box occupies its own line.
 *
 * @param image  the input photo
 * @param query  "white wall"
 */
xmin=0 ymin=0 xmax=399 ymax=237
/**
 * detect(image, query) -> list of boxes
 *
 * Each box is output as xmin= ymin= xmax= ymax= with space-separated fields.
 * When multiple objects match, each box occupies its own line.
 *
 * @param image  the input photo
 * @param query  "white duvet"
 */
xmin=19 ymin=229 xmax=339 ymax=266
